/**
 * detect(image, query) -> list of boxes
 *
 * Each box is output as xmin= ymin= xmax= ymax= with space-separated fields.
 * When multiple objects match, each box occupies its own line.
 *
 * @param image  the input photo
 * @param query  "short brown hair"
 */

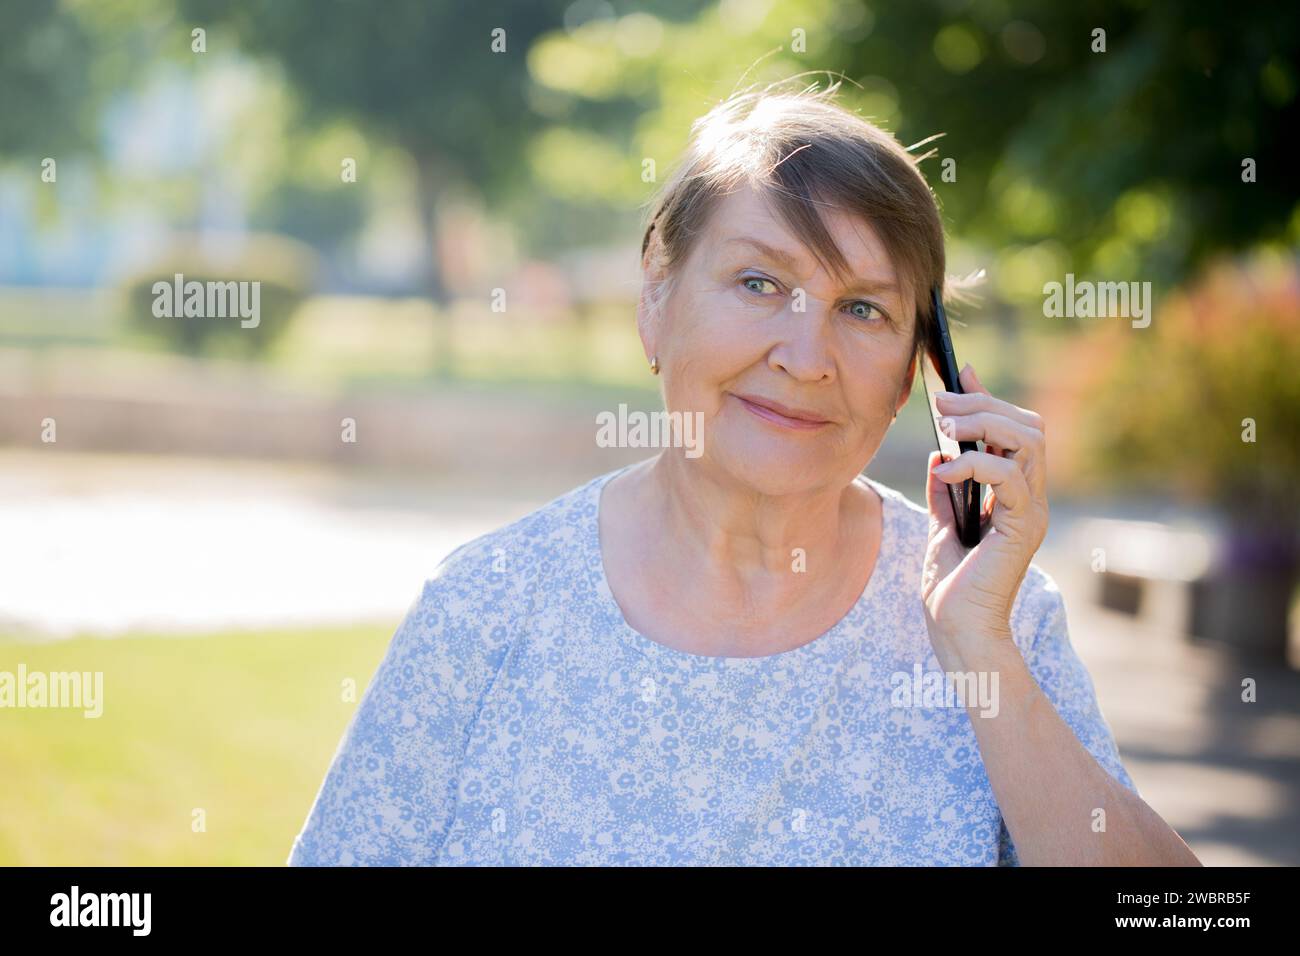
xmin=641 ymin=78 xmax=948 ymax=360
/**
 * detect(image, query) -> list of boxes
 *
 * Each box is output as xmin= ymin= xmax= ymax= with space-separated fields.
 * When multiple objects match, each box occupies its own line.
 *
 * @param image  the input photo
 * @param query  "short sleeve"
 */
xmin=287 ymin=542 xmax=507 ymax=866
xmin=997 ymin=570 xmax=1138 ymax=866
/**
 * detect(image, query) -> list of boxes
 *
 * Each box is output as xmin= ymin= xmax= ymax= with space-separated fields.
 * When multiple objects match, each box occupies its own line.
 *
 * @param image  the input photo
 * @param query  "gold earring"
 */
xmin=649 ymin=355 xmax=659 ymax=375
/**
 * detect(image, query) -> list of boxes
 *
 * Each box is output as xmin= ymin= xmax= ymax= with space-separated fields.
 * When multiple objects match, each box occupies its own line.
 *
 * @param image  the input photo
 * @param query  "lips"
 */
xmin=732 ymin=393 xmax=831 ymax=431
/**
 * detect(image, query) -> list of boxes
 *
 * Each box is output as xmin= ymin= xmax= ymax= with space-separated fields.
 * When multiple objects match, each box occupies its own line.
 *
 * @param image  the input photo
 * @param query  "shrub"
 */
xmin=1069 ymin=249 xmax=1300 ymax=529
xmin=119 ymin=233 xmax=318 ymax=358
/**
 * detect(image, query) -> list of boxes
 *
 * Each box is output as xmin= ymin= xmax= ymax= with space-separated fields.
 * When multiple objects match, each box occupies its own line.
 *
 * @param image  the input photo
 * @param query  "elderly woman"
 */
xmin=288 ymin=83 xmax=1199 ymax=867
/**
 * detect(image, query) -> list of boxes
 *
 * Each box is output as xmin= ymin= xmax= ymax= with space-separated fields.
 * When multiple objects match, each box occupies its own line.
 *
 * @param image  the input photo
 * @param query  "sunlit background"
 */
xmin=2 ymin=0 xmax=1298 ymax=865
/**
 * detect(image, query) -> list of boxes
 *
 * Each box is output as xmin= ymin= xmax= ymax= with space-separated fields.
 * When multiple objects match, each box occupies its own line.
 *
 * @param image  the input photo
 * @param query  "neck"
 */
xmin=644 ymin=452 xmax=878 ymax=587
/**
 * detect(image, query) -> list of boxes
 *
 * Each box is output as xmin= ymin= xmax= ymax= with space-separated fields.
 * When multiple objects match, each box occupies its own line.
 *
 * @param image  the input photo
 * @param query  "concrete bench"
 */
xmin=1075 ymin=518 xmax=1216 ymax=633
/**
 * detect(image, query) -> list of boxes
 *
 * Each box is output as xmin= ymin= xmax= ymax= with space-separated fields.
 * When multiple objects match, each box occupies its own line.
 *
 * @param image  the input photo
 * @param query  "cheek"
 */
xmin=669 ymin=287 xmax=762 ymax=373
xmin=841 ymin=345 xmax=911 ymax=420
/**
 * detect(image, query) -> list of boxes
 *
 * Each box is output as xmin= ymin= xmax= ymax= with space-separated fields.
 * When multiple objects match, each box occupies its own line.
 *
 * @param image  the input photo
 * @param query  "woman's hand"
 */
xmin=922 ymin=362 xmax=1049 ymax=666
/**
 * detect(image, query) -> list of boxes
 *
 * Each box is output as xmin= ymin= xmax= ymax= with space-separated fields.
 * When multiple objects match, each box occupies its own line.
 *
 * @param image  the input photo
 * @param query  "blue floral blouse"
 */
xmin=288 ymin=462 xmax=1138 ymax=866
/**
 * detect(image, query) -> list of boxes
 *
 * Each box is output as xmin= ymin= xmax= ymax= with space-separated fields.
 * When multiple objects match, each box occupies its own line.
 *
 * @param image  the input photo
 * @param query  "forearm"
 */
xmin=948 ymin=637 xmax=1201 ymax=866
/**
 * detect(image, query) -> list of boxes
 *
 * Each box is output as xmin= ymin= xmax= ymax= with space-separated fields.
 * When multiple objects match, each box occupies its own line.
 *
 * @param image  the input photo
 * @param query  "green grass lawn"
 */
xmin=0 ymin=623 xmax=394 ymax=865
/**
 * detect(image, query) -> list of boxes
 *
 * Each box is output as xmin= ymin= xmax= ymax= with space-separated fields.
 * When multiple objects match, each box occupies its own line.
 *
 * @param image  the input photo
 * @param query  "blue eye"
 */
xmin=846 ymin=300 xmax=883 ymax=322
xmin=741 ymin=274 xmax=779 ymax=295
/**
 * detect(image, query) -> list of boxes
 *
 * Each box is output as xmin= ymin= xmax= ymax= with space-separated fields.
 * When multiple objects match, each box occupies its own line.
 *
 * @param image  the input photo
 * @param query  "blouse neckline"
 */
xmin=586 ymin=461 xmax=898 ymax=670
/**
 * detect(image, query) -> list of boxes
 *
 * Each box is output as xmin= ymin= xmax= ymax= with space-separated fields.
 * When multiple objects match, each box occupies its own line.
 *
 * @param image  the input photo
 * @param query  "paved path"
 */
xmin=0 ymin=452 xmax=536 ymax=637
xmin=1033 ymin=507 xmax=1300 ymax=867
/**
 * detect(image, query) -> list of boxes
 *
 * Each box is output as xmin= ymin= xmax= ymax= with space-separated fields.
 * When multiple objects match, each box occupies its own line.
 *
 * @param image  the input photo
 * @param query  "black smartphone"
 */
xmin=919 ymin=286 xmax=983 ymax=548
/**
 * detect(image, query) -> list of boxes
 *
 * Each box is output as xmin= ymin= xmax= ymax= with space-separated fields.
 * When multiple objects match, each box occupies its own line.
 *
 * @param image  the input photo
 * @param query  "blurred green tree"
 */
xmin=525 ymin=0 xmax=1298 ymax=294
xmin=174 ymin=0 xmax=717 ymax=376
xmin=0 ymin=0 xmax=95 ymax=159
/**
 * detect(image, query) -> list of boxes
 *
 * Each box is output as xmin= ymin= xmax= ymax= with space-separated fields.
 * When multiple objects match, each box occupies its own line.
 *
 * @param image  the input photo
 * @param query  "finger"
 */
xmin=959 ymin=364 xmax=1004 ymax=457
xmin=981 ymin=483 xmax=997 ymax=520
xmin=935 ymin=373 xmax=1044 ymax=436
xmin=935 ymin=390 xmax=1043 ymax=435
xmin=938 ymin=411 xmax=1041 ymax=456
xmin=936 ymin=411 xmax=1046 ymax=496
xmin=972 ymin=364 xmax=1026 ymax=458
xmin=963 ymin=365 xmax=1002 ymax=458
xmin=925 ymin=450 xmax=957 ymax=535
xmin=959 ymin=362 xmax=987 ymax=396
xmin=932 ymin=449 xmax=1031 ymax=513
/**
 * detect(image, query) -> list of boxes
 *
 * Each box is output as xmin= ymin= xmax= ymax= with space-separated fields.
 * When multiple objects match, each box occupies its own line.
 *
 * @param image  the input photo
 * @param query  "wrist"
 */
xmin=931 ymin=623 xmax=1019 ymax=674
xmin=934 ymin=632 xmax=1037 ymax=723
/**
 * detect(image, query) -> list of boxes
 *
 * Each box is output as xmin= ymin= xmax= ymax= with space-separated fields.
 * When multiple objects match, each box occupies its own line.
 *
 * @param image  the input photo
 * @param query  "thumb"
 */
xmin=925 ymin=450 xmax=956 ymax=535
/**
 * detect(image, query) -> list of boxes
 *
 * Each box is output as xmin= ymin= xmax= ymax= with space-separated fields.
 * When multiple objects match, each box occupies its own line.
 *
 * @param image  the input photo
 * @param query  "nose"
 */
xmin=767 ymin=299 xmax=836 ymax=383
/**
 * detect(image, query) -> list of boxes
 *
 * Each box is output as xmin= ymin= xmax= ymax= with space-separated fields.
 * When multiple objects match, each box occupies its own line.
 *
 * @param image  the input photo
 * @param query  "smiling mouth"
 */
xmin=731 ymin=393 xmax=832 ymax=431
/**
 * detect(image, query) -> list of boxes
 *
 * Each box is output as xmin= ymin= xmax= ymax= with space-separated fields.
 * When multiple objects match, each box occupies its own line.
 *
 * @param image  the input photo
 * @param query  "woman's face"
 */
xmin=641 ymin=183 xmax=919 ymax=496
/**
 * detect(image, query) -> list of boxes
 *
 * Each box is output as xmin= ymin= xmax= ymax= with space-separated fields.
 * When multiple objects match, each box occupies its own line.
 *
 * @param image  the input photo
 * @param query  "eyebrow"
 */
xmin=722 ymin=237 xmax=900 ymax=296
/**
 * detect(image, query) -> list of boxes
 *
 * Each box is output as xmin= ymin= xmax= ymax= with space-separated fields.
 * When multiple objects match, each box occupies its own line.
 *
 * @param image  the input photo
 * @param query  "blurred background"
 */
xmin=1 ymin=0 xmax=1297 ymax=865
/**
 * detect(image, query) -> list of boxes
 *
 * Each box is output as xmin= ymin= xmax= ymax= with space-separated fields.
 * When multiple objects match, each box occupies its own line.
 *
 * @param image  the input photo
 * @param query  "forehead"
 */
xmin=702 ymin=184 xmax=901 ymax=290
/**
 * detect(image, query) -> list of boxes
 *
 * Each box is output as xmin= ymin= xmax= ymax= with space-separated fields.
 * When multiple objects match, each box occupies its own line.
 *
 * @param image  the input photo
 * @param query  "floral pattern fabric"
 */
xmin=288 ymin=462 xmax=1137 ymax=866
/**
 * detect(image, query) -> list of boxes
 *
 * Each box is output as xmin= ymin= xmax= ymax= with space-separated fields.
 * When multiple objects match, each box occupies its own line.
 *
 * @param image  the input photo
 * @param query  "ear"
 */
xmin=636 ymin=237 xmax=670 ymax=362
xmin=895 ymin=351 xmax=919 ymax=417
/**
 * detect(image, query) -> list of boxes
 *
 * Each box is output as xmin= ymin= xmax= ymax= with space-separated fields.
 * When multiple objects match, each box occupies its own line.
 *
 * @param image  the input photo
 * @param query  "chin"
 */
xmin=706 ymin=432 xmax=840 ymax=496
